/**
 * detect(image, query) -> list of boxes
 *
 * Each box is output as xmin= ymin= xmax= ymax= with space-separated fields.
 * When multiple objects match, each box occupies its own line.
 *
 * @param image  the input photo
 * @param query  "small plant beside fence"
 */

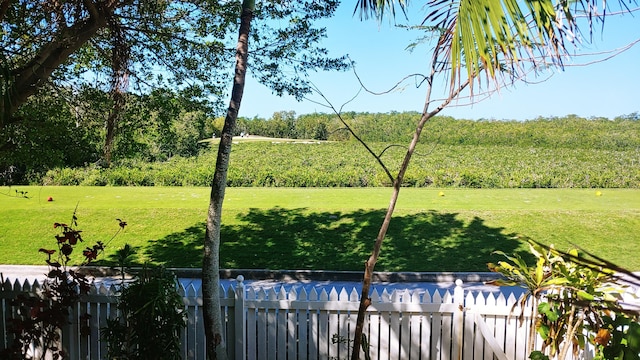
xmin=1 ymin=273 xmax=604 ymax=360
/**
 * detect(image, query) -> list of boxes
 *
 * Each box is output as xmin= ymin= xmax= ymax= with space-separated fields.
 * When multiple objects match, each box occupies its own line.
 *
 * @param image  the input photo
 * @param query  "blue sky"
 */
xmin=240 ymin=3 xmax=640 ymax=120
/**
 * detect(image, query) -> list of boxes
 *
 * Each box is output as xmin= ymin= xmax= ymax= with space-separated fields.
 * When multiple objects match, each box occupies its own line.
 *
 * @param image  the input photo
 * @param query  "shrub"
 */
xmin=101 ymin=266 xmax=186 ymax=360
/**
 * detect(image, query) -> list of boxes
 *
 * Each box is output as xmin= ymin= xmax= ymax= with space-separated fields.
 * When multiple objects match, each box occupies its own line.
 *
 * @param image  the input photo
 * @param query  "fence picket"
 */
xmin=298 ymin=287 xmax=309 ymax=360
xmin=408 ymin=290 xmax=422 ymax=360
xmin=462 ymin=292 xmax=476 ymax=360
xmin=183 ymin=284 xmax=197 ymax=360
xmin=98 ymin=284 xmax=113 ymax=359
xmin=513 ymin=294 xmax=531 ymax=360
xmin=78 ymin=300 xmax=89 ymax=360
xmin=0 ymin=279 xmax=10 ymax=350
xmin=308 ymin=306 xmax=319 ymax=360
xmin=89 ymin=297 xmax=102 ymax=359
xmin=287 ymin=308 xmax=298 ymax=359
xmin=246 ymin=286 xmax=257 ymax=360
xmin=318 ymin=288 xmax=330 ymax=359
xmin=495 ymin=293 xmax=508 ymax=359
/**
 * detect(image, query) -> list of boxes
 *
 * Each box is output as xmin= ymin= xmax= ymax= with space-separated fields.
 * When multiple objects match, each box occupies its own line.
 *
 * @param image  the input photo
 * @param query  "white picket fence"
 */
xmin=1 ymin=276 xmax=596 ymax=360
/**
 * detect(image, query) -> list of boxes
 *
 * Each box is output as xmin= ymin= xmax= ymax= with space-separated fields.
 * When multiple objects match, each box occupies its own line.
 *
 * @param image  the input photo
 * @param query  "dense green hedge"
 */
xmin=41 ymin=139 xmax=639 ymax=188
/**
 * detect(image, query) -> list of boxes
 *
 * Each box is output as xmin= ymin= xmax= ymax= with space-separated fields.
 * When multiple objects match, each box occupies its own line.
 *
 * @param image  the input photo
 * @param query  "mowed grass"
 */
xmin=1 ymin=186 xmax=638 ymax=271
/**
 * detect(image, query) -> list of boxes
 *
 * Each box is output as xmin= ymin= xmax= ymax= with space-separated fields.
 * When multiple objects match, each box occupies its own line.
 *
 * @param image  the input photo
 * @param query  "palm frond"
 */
xmin=432 ymin=0 xmax=639 ymax=92
xmin=357 ymin=0 xmax=635 ymax=94
xmin=355 ymin=0 xmax=409 ymax=20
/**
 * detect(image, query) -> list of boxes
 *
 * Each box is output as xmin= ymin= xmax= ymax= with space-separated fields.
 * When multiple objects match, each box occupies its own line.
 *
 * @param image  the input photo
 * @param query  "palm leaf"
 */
xmin=355 ymin=0 xmax=409 ymax=20
xmin=356 ymin=0 xmax=634 ymax=93
xmin=425 ymin=0 xmax=570 ymax=92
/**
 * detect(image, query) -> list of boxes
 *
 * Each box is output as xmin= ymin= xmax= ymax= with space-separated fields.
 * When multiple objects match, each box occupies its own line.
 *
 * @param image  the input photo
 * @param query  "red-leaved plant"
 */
xmin=1 ymin=208 xmax=125 ymax=360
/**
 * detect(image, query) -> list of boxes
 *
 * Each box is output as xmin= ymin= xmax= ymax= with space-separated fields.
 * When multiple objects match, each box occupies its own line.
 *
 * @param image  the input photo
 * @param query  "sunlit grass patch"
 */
xmin=1 ymin=186 xmax=638 ymax=271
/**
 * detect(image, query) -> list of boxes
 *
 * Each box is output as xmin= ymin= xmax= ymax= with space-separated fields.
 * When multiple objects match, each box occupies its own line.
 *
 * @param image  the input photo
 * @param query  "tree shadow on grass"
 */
xmin=136 ymin=208 xmax=532 ymax=271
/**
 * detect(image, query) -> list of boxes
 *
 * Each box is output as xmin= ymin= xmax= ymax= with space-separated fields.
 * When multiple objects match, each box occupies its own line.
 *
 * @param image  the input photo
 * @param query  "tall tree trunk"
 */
xmin=103 ymin=20 xmax=129 ymax=167
xmin=104 ymin=108 xmax=117 ymax=166
xmin=202 ymin=1 xmax=254 ymax=359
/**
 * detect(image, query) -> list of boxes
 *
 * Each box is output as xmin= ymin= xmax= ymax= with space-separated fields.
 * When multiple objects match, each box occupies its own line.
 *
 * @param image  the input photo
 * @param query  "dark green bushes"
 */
xmin=101 ymin=267 xmax=186 ymax=360
xmin=38 ymin=141 xmax=639 ymax=188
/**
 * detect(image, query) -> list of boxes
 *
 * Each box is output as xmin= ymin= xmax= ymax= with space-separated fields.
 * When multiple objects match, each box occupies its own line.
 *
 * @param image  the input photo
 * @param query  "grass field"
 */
xmin=1 ymin=186 xmax=638 ymax=271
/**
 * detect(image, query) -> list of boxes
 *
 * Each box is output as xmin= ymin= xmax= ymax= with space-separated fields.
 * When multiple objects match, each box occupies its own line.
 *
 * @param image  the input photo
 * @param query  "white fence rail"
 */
xmin=1 ymin=276 xmax=595 ymax=360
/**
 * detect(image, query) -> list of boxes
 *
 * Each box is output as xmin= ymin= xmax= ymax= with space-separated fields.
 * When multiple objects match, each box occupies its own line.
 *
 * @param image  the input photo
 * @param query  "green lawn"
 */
xmin=1 ymin=186 xmax=638 ymax=271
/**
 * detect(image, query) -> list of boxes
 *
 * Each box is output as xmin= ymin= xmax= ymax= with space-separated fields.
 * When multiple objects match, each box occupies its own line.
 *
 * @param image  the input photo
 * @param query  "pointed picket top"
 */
xmin=177 ymin=283 xmax=187 ymax=297
xmin=399 ymin=289 xmax=411 ymax=303
xmin=486 ymin=292 xmax=497 ymax=305
xmin=30 ymin=279 xmax=41 ymax=292
xmin=319 ymin=288 xmax=329 ymax=301
xmin=12 ymin=278 xmax=22 ymax=291
xmin=257 ymin=288 xmax=267 ymax=301
xmin=391 ymin=289 xmax=401 ymax=302
xmin=328 ymin=287 xmax=339 ymax=301
xmin=309 ymin=287 xmax=319 ymax=301
xmin=222 ymin=285 xmax=233 ymax=299
xmin=107 ymin=283 xmax=120 ymax=296
xmin=90 ymin=282 xmax=100 ymax=293
xmin=299 ymin=287 xmax=309 ymax=301
xmin=2 ymin=278 xmax=11 ymax=290
xmin=465 ymin=292 xmax=476 ymax=306
xmin=350 ymin=288 xmax=359 ymax=302
xmin=497 ymin=292 xmax=507 ymax=306
xmin=381 ymin=288 xmax=391 ymax=302
xmin=410 ymin=290 xmax=421 ymax=304
xmin=506 ymin=292 xmax=517 ymax=306
xmin=98 ymin=283 xmax=110 ymax=296
xmin=186 ymin=283 xmax=198 ymax=298
xmin=370 ymin=288 xmax=381 ymax=302
xmin=443 ymin=290 xmax=453 ymax=303
xmin=278 ymin=286 xmax=288 ymax=300
xmin=422 ymin=290 xmax=432 ymax=303
xmin=339 ymin=288 xmax=349 ymax=301
xmin=390 ymin=289 xmax=400 ymax=303
xmin=247 ymin=286 xmax=256 ymax=300
xmin=175 ymin=283 xmax=186 ymax=298
xmin=267 ymin=287 xmax=278 ymax=300
xmin=21 ymin=278 xmax=32 ymax=291
xmin=432 ymin=290 xmax=443 ymax=304
xmin=289 ymin=287 xmax=298 ymax=301
xmin=88 ymin=284 xmax=99 ymax=295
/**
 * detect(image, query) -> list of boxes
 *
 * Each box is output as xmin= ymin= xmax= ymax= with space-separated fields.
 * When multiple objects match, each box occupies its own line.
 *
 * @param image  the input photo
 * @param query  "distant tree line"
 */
xmin=221 ymin=111 xmax=640 ymax=151
xmin=0 ymin=86 xmax=638 ymax=185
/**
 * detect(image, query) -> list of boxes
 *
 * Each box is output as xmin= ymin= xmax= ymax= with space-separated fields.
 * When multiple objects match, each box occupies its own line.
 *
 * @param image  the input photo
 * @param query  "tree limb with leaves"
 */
xmin=0 ymin=0 xmax=347 ymax=164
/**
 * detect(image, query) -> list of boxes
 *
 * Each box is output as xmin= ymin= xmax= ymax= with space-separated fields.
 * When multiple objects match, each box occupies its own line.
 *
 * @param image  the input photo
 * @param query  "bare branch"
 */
xmin=309 ymin=82 xmax=396 ymax=183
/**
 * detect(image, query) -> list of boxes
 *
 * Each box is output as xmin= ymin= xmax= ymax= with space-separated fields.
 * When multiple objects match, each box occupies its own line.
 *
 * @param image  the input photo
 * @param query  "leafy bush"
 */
xmin=489 ymin=240 xmax=640 ymax=360
xmin=101 ymin=266 xmax=186 ymax=360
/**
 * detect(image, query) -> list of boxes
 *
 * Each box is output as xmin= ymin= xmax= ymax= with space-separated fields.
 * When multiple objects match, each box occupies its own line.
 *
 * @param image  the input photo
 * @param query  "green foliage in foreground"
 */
xmin=2 ymin=187 xmax=638 ymax=271
xmin=41 ymin=141 xmax=639 ymax=188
